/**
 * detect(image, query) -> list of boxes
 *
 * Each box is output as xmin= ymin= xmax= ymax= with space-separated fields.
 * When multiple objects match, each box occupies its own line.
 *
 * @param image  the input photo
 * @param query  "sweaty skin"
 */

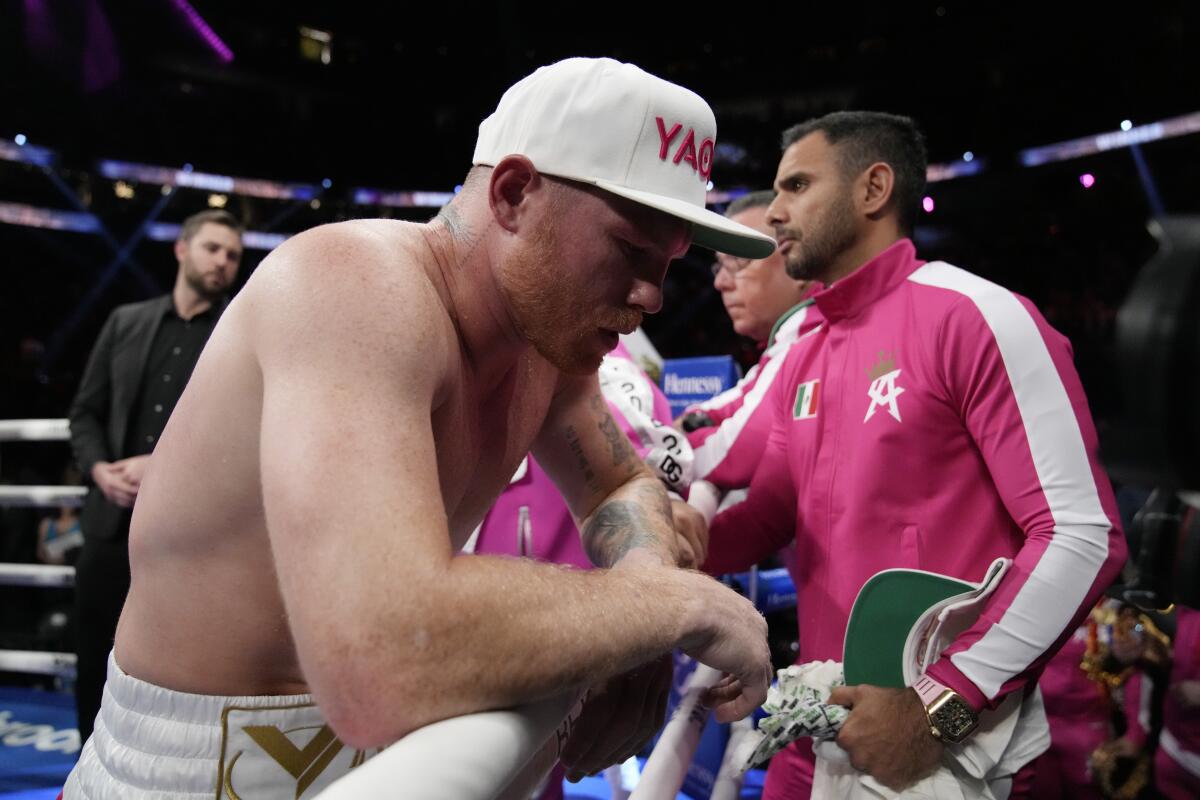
xmin=114 ymin=161 xmax=771 ymax=754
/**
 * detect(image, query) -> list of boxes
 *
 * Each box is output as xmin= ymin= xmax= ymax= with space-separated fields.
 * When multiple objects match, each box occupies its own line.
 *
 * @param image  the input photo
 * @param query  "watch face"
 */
xmin=931 ymin=696 xmax=977 ymax=741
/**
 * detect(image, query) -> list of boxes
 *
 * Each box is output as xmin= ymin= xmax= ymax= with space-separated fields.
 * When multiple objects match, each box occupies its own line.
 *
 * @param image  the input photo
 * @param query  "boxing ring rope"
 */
xmin=0 ymin=650 xmax=76 ymax=677
xmin=627 ymin=480 xmax=748 ymax=800
xmin=0 ymin=486 xmax=86 ymax=507
xmin=0 ymin=418 xmax=71 ymax=442
xmin=318 ymin=481 xmax=728 ymax=800
xmin=0 ymin=417 xmax=78 ymax=680
xmin=0 ymin=563 xmax=75 ymax=587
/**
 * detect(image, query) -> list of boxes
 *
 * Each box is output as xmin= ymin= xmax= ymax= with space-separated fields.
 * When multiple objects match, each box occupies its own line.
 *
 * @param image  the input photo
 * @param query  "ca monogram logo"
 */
xmin=864 ymin=369 xmax=905 ymax=423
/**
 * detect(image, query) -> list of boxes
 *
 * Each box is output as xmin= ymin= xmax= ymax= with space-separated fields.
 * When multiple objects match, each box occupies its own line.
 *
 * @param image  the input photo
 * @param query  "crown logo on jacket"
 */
xmin=866 ymin=351 xmax=897 ymax=380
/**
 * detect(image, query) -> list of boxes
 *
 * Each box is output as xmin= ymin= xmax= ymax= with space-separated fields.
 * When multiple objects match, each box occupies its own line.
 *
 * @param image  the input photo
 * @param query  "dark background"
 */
xmin=2 ymin=0 xmax=1199 ymax=454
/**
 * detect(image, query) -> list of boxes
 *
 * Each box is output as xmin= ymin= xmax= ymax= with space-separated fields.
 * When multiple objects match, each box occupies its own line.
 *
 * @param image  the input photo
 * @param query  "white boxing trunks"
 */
xmin=64 ymin=652 xmax=376 ymax=799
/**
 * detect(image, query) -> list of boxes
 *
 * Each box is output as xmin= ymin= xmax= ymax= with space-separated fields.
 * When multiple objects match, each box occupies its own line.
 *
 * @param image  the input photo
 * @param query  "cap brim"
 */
xmin=590 ymin=179 xmax=777 ymax=259
xmin=842 ymin=569 xmax=974 ymax=689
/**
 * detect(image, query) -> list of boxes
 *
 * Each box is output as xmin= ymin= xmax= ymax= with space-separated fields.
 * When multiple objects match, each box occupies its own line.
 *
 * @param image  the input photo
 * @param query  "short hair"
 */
xmin=725 ymin=190 xmax=776 ymax=218
xmin=781 ymin=111 xmax=927 ymax=234
xmin=178 ymin=209 xmax=243 ymax=243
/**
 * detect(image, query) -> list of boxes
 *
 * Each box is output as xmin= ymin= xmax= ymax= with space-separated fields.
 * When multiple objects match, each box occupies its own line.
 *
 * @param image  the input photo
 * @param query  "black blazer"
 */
xmin=68 ymin=295 xmax=210 ymax=541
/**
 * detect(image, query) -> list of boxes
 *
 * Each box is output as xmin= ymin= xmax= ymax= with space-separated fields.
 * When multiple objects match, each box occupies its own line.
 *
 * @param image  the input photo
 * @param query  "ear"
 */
xmin=488 ymin=155 xmax=543 ymax=234
xmin=858 ymin=162 xmax=896 ymax=218
xmin=173 ymin=238 xmax=188 ymax=264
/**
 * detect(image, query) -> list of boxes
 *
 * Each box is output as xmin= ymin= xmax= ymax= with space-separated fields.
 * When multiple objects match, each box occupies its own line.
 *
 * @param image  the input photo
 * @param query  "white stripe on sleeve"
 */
xmin=908 ymin=262 xmax=1113 ymax=700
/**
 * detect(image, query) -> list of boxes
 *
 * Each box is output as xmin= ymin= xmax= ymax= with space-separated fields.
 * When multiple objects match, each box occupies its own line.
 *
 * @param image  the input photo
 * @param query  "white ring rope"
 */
xmin=629 ymin=480 xmax=728 ymax=800
xmin=315 ymin=691 xmax=586 ymax=800
xmin=0 ymin=563 xmax=75 ymax=587
xmin=0 ymin=649 xmax=76 ymax=677
xmin=0 ymin=418 xmax=70 ymax=442
xmin=629 ymin=663 xmax=724 ymax=799
xmin=0 ymin=485 xmax=86 ymax=508
xmin=318 ymin=480 xmax=727 ymax=799
xmin=711 ymin=715 xmax=756 ymax=800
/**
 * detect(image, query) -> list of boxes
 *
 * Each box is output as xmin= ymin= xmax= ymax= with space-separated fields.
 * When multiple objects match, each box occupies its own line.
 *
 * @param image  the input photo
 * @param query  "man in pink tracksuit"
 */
xmin=681 ymin=191 xmax=821 ymax=489
xmin=703 ymin=111 xmax=1127 ymax=797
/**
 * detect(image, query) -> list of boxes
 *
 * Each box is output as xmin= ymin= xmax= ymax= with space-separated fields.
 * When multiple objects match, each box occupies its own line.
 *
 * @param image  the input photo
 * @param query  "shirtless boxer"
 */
xmin=64 ymin=57 xmax=776 ymax=798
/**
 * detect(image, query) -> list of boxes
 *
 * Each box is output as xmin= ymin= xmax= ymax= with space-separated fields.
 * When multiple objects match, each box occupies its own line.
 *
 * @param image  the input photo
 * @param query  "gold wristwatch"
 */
xmin=913 ymin=675 xmax=979 ymax=744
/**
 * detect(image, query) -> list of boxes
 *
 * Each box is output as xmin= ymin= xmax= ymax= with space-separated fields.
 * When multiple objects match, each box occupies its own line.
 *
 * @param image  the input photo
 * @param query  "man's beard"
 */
xmin=782 ymin=192 xmax=858 ymax=283
xmin=499 ymin=224 xmax=639 ymax=375
xmin=183 ymin=261 xmax=229 ymax=301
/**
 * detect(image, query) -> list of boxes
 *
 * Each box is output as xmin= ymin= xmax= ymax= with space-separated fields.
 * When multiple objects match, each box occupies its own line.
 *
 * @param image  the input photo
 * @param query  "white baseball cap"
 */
xmin=473 ymin=57 xmax=776 ymax=259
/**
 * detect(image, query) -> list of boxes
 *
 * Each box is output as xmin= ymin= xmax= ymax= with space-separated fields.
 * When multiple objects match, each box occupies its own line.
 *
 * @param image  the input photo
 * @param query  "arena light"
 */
xmin=0 ymin=202 xmax=102 ymax=234
xmin=962 ymin=151 xmax=974 ymax=162
xmin=114 ymin=181 xmax=135 ymax=200
xmin=926 ymin=156 xmax=985 ymax=183
xmin=1080 ymin=173 xmax=1096 ymax=189
xmin=145 ymin=222 xmax=287 ymax=251
xmin=0 ymin=138 xmax=57 ymax=167
xmin=207 ymin=193 xmax=227 ymax=208
xmin=351 ymin=187 xmax=457 ymax=208
xmin=169 ymin=0 xmax=233 ymax=63
xmin=1120 ymin=120 xmax=1133 ymax=132
xmin=1019 ymin=110 xmax=1200 ymax=167
xmin=97 ymin=159 xmax=318 ymax=201
xmin=299 ymin=26 xmax=333 ymax=65
xmin=706 ymin=188 xmax=748 ymax=205
xmin=923 ymin=196 xmax=935 ymax=213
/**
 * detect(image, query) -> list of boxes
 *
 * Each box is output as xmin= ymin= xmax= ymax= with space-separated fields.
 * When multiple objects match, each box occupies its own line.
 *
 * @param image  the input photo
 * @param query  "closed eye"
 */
xmin=616 ymin=238 xmax=649 ymax=259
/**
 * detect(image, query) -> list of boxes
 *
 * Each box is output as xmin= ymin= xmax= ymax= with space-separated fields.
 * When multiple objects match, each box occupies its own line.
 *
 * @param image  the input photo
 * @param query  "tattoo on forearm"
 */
xmin=591 ymin=393 xmax=639 ymax=478
xmin=636 ymin=480 xmax=675 ymax=529
xmin=582 ymin=500 xmax=660 ymax=567
xmin=565 ymin=425 xmax=601 ymax=494
xmin=583 ymin=480 xmax=676 ymax=567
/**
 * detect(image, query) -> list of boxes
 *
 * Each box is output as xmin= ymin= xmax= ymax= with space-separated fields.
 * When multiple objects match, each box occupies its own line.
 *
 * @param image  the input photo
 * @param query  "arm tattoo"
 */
xmin=582 ymin=500 xmax=660 ymax=567
xmin=582 ymin=480 xmax=675 ymax=567
xmin=575 ymin=392 xmax=676 ymax=565
xmin=590 ymin=392 xmax=639 ymax=478
xmin=565 ymin=425 xmax=601 ymax=494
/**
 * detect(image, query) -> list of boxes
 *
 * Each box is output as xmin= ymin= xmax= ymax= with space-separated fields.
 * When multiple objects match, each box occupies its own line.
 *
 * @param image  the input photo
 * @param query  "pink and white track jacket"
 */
xmin=686 ymin=298 xmax=823 ymax=487
xmin=705 ymin=238 xmax=1127 ymax=712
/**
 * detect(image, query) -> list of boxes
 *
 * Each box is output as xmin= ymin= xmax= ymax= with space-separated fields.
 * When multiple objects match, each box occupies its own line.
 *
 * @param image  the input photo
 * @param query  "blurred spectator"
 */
xmin=36 ymin=465 xmax=84 ymax=566
xmin=67 ymin=210 xmax=242 ymax=742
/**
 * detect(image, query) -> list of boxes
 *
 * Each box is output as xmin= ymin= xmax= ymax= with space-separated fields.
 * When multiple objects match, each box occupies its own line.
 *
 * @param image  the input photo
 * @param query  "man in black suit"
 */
xmin=68 ymin=209 xmax=243 ymax=741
